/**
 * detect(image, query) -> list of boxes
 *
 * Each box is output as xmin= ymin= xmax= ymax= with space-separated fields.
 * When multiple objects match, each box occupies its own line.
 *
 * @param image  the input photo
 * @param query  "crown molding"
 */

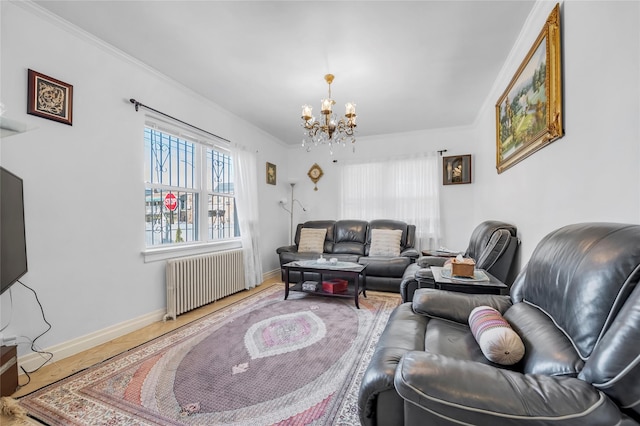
xmin=9 ymin=0 xmax=288 ymax=146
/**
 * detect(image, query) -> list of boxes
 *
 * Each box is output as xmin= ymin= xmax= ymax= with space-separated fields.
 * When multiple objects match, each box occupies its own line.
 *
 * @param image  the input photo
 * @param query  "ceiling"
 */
xmin=33 ymin=1 xmax=536 ymax=145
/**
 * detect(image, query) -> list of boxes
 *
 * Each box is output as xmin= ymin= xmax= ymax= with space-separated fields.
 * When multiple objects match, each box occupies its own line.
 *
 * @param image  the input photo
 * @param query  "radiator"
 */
xmin=165 ymin=249 xmax=245 ymax=320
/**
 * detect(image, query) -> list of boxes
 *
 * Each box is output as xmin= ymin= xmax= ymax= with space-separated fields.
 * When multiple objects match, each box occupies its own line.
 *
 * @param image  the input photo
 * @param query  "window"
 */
xmin=339 ymin=152 xmax=441 ymax=250
xmin=144 ymin=120 xmax=239 ymax=248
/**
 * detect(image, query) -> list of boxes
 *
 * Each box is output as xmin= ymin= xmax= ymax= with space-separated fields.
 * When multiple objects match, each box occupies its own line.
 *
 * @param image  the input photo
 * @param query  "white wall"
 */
xmin=285 ymin=127 xmax=480 ymax=252
xmin=287 ymin=0 xmax=640 ymax=267
xmin=0 ymin=2 xmax=289 ymax=359
xmin=473 ymin=0 xmax=640 ymax=264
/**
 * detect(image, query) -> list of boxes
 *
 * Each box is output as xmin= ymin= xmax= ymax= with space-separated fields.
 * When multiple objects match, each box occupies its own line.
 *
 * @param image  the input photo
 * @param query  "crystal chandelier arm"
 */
xmin=335 ymin=118 xmax=355 ymax=136
xmin=303 ymin=120 xmax=321 ymax=134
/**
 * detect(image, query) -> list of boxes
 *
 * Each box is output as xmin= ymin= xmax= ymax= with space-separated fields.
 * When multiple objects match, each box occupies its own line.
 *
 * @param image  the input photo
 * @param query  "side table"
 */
xmin=420 ymin=266 xmax=508 ymax=295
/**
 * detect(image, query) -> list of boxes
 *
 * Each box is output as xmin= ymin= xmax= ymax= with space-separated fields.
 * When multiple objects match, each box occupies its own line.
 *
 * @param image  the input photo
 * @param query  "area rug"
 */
xmin=19 ymin=285 xmax=400 ymax=425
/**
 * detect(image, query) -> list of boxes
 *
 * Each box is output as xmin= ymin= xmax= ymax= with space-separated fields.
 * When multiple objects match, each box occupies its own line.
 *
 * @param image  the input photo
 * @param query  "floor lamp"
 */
xmin=279 ymin=182 xmax=306 ymax=244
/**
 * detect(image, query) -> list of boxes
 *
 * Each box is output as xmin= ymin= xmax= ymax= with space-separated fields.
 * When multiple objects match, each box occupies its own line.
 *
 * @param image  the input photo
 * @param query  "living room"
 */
xmin=1 ymin=0 xmax=639 ymax=421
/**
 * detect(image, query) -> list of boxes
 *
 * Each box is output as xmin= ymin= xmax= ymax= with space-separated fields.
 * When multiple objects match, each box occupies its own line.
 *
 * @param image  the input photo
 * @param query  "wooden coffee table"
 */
xmin=282 ymin=260 xmax=367 ymax=309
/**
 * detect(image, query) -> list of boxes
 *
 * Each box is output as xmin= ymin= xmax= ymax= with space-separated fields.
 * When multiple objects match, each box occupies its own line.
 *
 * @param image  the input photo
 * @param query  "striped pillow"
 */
xmin=469 ymin=306 xmax=525 ymax=365
xmin=298 ymin=228 xmax=327 ymax=253
xmin=369 ymin=229 xmax=403 ymax=257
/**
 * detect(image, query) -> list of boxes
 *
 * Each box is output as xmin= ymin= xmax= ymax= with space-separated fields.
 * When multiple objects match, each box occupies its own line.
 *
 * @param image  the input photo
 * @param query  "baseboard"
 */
xmin=263 ymin=268 xmax=280 ymax=281
xmin=18 ymin=271 xmax=281 ymax=373
xmin=18 ymin=308 xmax=166 ymax=373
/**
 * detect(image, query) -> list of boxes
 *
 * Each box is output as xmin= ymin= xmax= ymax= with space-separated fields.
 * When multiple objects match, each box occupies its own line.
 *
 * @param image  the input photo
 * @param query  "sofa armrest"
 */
xmin=412 ymin=288 xmax=512 ymax=323
xmin=276 ymin=245 xmax=297 ymax=255
xmin=400 ymin=247 xmax=420 ymax=260
xmin=394 ymin=351 xmax=623 ymax=425
xmin=416 ymin=256 xmax=448 ymax=268
xmin=358 ymin=303 xmax=427 ymax=426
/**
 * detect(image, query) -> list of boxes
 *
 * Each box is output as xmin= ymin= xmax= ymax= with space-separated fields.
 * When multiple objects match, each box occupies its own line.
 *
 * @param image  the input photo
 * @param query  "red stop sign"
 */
xmin=164 ymin=193 xmax=178 ymax=211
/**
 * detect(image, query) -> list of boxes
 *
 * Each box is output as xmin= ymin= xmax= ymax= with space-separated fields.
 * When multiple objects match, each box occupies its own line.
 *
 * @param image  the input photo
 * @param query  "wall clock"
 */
xmin=307 ymin=163 xmax=324 ymax=191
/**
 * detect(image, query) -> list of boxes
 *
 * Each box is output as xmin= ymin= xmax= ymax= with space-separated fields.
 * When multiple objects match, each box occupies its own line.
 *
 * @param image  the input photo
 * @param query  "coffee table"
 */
xmin=420 ymin=249 xmax=459 ymax=257
xmin=426 ymin=266 xmax=508 ymax=295
xmin=282 ymin=260 xmax=367 ymax=309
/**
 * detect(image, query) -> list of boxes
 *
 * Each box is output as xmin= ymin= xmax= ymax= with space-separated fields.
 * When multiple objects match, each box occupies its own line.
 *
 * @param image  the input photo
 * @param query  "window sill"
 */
xmin=142 ymin=239 xmax=242 ymax=263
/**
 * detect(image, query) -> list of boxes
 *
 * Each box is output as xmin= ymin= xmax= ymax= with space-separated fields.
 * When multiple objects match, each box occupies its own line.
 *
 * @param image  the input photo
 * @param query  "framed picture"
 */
xmin=495 ymin=4 xmax=563 ymax=174
xmin=266 ymin=162 xmax=276 ymax=185
xmin=443 ymin=155 xmax=472 ymax=185
xmin=27 ymin=69 xmax=73 ymax=126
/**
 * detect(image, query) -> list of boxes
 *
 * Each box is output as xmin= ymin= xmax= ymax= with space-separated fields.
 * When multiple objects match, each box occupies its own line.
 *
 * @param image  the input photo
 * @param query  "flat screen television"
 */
xmin=1 ymin=167 xmax=28 ymax=295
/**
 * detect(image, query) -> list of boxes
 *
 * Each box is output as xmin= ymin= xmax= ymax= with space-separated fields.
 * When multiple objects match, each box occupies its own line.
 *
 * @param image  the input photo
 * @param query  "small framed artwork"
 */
xmin=27 ymin=69 xmax=73 ymax=126
xmin=443 ymin=155 xmax=472 ymax=185
xmin=495 ymin=4 xmax=563 ymax=173
xmin=266 ymin=162 xmax=276 ymax=185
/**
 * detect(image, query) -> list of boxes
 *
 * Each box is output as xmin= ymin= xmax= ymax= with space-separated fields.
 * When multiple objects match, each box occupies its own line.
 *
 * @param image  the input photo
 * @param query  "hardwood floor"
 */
xmin=1 ymin=279 xmax=282 ymax=425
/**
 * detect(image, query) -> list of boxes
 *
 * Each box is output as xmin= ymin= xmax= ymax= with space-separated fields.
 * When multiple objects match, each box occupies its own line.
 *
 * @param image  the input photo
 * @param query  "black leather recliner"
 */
xmin=359 ymin=222 xmax=640 ymax=425
xmin=401 ymin=220 xmax=519 ymax=302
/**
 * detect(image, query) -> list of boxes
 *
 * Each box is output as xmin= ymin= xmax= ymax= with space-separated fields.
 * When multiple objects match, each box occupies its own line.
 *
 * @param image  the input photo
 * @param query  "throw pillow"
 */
xmin=468 ymin=306 xmax=525 ymax=365
xmin=298 ymin=228 xmax=327 ymax=253
xmin=369 ymin=228 xmax=402 ymax=257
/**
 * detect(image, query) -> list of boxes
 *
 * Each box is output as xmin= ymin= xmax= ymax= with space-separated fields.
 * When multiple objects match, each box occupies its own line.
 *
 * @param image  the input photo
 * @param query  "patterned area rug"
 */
xmin=19 ymin=285 xmax=400 ymax=425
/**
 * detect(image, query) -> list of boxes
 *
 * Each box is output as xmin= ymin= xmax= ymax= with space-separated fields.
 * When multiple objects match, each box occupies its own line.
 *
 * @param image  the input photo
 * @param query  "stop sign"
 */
xmin=164 ymin=193 xmax=178 ymax=211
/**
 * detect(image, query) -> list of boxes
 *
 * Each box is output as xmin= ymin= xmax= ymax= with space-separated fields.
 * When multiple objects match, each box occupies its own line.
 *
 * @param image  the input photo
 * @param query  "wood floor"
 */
xmin=1 ymin=279 xmax=282 ymax=425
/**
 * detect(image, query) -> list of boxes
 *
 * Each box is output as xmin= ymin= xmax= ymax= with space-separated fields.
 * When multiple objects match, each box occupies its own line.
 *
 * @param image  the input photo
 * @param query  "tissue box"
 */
xmin=322 ymin=279 xmax=348 ymax=293
xmin=451 ymin=258 xmax=475 ymax=278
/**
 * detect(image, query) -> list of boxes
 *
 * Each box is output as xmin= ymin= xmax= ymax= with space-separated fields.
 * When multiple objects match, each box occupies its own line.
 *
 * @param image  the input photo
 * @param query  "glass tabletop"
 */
xmin=284 ymin=260 xmax=366 ymax=272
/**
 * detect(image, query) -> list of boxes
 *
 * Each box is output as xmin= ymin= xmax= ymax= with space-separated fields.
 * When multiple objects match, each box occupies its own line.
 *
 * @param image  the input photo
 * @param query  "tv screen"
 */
xmin=1 ymin=167 xmax=28 ymax=295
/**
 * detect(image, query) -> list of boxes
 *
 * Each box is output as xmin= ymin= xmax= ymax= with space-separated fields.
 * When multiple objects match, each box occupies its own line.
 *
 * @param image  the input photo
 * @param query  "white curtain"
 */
xmin=232 ymin=146 xmax=263 ymax=289
xmin=340 ymin=152 xmax=441 ymax=250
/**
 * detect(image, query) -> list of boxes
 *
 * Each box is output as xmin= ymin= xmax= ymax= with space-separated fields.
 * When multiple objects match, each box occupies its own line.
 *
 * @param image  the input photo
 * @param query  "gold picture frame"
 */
xmin=266 ymin=162 xmax=276 ymax=185
xmin=307 ymin=163 xmax=323 ymax=191
xmin=443 ymin=155 xmax=472 ymax=185
xmin=27 ymin=69 xmax=73 ymax=126
xmin=495 ymin=3 xmax=563 ymax=174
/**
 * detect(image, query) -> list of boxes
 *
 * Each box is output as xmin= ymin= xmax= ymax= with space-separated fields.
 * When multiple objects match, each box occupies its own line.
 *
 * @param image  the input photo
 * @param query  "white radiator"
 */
xmin=165 ymin=249 xmax=245 ymax=320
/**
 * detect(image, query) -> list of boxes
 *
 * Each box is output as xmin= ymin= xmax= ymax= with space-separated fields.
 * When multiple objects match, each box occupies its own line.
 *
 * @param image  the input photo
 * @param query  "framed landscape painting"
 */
xmin=495 ymin=3 xmax=563 ymax=174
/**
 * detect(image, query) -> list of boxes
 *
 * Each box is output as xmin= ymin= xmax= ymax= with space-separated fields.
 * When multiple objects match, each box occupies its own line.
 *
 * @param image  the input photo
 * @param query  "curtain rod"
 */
xmin=129 ymin=98 xmax=230 ymax=143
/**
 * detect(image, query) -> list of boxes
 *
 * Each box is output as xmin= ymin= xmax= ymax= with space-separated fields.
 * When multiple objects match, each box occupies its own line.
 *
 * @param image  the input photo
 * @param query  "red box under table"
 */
xmin=322 ymin=279 xmax=348 ymax=293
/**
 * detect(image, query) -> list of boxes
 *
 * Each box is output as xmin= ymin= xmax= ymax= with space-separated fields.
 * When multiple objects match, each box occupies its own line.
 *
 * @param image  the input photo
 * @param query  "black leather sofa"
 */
xmin=359 ymin=222 xmax=640 ymax=425
xmin=276 ymin=219 xmax=419 ymax=292
xmin=401 ymin=220 xmax=519 ymax=302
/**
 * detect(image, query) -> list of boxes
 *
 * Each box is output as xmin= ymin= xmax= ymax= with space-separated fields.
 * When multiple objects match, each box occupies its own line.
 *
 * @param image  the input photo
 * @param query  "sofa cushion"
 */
xmin=504 ymin=303 xmax=584 ymax=377
xmin=369 ymin=229 xmax=403 ymax=257
xmin=359 ymin=256 xmax=410 ymax=278
xmin=509 ymin=223 xmax=640 ymax=359
xmin=469 ymin=306 xmax=524 ymax=365
xmin=333 ymin=220 xmax=368 ymax=255
xmin=294 ymin=221 xmax=335 ymax=253
xmin=465 ymin=221 xmax=517 ymax=260
xmin=366 ymin=219 xmax=409 ymax=251
xmin=298 ymin=228 xmax=326 ymax=253
xmin=424 ymin=318 xmax=491 ymax=365
xmin=579 ymin=283 xmax=640 ymax=418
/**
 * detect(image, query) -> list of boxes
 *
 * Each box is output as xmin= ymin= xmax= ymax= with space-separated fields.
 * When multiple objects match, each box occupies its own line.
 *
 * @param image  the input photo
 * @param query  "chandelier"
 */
xmin=301 ymin=74 xmax=357 ymax=154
